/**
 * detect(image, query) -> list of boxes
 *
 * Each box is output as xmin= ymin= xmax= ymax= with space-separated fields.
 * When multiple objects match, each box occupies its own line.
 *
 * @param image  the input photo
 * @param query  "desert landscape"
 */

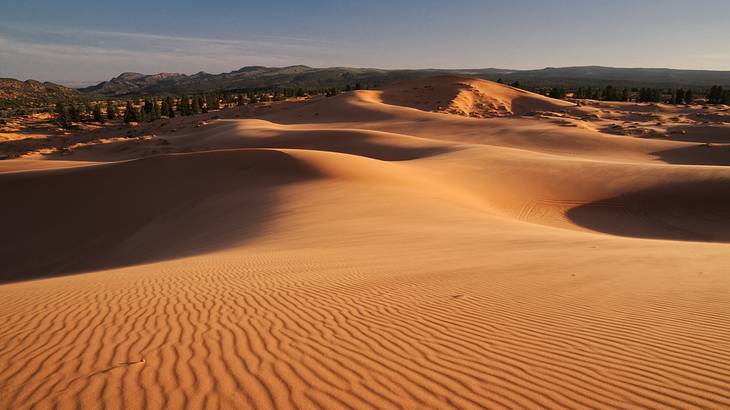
xmin=1 ymin=75 xmax=729 ymax=409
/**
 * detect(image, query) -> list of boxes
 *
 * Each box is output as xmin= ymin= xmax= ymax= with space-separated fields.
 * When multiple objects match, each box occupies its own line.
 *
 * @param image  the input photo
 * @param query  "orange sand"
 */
xmin=1 ymin=78 xmax=729 ymax=409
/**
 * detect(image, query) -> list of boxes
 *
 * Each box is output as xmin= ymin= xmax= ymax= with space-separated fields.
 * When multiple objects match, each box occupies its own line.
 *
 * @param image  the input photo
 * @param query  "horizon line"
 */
xmin=11 ymin=64 xmax=730 ymax=85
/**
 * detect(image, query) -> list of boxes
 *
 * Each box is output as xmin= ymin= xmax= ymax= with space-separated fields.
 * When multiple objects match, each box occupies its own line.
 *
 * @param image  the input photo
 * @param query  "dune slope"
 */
xmin=378 ymin=76 xmax=575 ymax=117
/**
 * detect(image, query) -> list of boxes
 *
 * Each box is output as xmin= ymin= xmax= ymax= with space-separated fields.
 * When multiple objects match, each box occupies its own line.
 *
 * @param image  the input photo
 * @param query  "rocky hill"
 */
xmin=0 ymin=78 xmax=80 ymax=103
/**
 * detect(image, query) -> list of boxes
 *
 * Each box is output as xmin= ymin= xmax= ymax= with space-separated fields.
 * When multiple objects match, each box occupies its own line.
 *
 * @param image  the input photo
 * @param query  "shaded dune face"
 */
xmin=567 ymin=179 xmax=730 ymax=242
xmin=2 ymin=76 xmax=730 ymax=409
xmin=0 ymin=150 xmax=320 ymax=282
xmin=411 ymin=148 xmax=730 ymax=242
xmin=174 ymin=121 xmax=459 ymax=161
xmin=652 ymin=144 xmax=730 ymax=166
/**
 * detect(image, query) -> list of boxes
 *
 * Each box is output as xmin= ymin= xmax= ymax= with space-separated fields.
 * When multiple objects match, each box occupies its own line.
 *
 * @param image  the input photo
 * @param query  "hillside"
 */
xmin=79 ymin=66 xmax=397 ymax=96
xmin=0 ymin=78 xmax=79 ymax=103
xmin=505 ymin=66 xmax=730 ymax=88
xmin=78 ymin=65 xmax=730 ymax=97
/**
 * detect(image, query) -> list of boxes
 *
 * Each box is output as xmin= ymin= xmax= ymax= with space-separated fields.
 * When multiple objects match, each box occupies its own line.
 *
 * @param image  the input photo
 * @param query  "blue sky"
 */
xmin=1 ymin=0 xmax=729 ymax=83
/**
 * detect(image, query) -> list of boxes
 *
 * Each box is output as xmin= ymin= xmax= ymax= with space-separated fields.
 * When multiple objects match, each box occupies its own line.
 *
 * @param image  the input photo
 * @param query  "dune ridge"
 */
xmin=1 ymin=76 xmax=729 ymax=409
xmin=378 ymin=76 xmax=575 ymax=117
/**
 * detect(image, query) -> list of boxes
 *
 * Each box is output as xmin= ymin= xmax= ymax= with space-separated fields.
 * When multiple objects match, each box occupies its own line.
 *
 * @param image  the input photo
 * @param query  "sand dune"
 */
xmin=2 ymin=76 xmax=730 ymax=409
xmin=378 ymin=76 xmax=575 ymax=117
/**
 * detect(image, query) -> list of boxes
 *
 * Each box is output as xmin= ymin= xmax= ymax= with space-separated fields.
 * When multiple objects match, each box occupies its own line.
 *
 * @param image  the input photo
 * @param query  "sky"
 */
xmin=1 ymin=0 xmax=729 ymax=84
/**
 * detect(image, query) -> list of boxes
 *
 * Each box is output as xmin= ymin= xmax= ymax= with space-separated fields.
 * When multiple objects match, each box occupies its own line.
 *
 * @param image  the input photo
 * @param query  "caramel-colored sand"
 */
xmin=1 ymin=78 xmax=729 ymax=409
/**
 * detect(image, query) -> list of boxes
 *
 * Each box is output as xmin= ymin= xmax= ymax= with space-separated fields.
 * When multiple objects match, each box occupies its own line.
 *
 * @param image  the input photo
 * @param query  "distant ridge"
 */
xmin=71 ymin=65 xmax=730 ymax=97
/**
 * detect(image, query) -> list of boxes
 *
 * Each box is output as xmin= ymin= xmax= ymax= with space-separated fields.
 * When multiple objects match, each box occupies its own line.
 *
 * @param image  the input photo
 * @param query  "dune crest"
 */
xmin=378 ymin=76 xmax=575 ymax=117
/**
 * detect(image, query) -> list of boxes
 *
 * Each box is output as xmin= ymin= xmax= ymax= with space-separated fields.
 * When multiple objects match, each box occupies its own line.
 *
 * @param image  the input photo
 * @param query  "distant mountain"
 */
xmin=0 ymin=78 xmax=80 ymax=103
xmin=78 ymin=66 xmax=511 ymax=97
xmin=80 ymin=72 xmax=187 ymax=96
xmin=502 ymin=66 xmax=730 ymax=88
xmin=78 ymin=65 xmax=730 ymax=97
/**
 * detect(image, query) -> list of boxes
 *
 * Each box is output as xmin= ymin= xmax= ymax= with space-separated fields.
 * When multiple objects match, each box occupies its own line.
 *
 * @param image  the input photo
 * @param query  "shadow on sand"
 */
xmin=0 ymin=149 xmax=320 ymax=283
xmin=566 ymin=179 xmax=730 ymax=242
xmin=652 ymin=144 xmax=730 ymax=166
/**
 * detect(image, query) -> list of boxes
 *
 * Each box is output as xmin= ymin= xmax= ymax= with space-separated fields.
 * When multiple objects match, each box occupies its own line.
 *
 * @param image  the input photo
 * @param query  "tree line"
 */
xmin=54 ymin=92 xmax=274 ymax=128
xmin=707 ymin=86 xmax=730 ymax=104
xmin=50 ymin=82 xmax=730 ymax=128
xmin=54 ymin=101 xmax=111 ymax=129
xmin=52 ymin=85 xmax=366 ymax=128
xmin=532 ymin=85 xmax=730 ymax=104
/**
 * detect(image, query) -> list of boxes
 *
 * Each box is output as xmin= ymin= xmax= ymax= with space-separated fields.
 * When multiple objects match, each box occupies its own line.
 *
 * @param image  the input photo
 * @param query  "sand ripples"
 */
xmin=2 ymin=249 xmax=729 ymax=409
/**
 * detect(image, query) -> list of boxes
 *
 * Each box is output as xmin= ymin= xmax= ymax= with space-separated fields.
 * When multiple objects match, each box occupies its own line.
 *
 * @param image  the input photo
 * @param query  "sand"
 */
xmin=1 ymin=77 xmax=729 ymax=409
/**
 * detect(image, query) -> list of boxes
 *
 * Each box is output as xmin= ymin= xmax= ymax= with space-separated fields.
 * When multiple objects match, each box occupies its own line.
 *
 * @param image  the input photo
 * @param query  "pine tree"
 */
xmin=208 ymin=96 xmax=220 ymax=110
xmin=192 ymin=97 xmax=201 ymax=114
xmin=123 ymin=101 xmax=138 ymax=123
xmin=55 ymin=102 xmax=71 ymax=129
xmin=93 ymin=104 xmax=104 ymax=123
xmin=707 ymin=85 xmax=724 ymax=104
xmin=549 ymin=87 xmax=566 ymax=99
xmin=708 ymin=86 xmax=718 ymax=103
xmin=68 ymin=105 xmax=81 ymax=122
xmin=237 ymin=94 xmax=245 ymax=106
xmin=178 ymin=95 xmax=188 ymax=115
xmin=107 ymin=103 xmax=117 ymax=120
xmin=684 ymin=89 xmax=694 ymax=104
xmin=162 ymin=96 xmax=174 ymax=118
xmin=602 ymin=85 xmax=620 ymax=101
xmin=622 ymin=88 xmax=629 ymax=102
xmin=141 ymin=99 xmax=153 ymax=122
xmin=638 ymin=88 xmax=662 ymax=103
xmin=708 ymin=86 xmax=730 ymax=104
xmin=673 ymin=89 xmax=685 ymax=104
xmin=160 ymin=99 xmax=170 ymax=118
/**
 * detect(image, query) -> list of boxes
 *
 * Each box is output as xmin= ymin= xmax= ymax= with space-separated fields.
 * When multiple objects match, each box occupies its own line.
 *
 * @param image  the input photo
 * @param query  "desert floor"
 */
xmin=1 ymin=77 xmax=729 ymax=409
